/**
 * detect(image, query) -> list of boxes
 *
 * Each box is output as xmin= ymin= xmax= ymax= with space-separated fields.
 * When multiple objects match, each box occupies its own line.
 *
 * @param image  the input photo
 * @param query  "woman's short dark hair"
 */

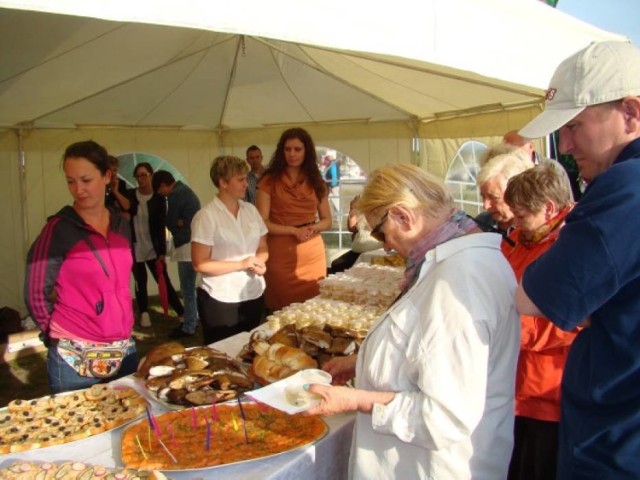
xmin=134 ymin=162 xmax=154 ymax=177
xmin=151 ymin=170 xmax=176 ymax=192
xmin=63 ymin=140 xmax=110 ymax=175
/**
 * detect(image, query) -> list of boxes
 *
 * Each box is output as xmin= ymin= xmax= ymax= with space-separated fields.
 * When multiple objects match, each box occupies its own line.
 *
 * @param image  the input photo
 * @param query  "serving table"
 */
xmin=0 ymin=332 xmax=355 ymax=480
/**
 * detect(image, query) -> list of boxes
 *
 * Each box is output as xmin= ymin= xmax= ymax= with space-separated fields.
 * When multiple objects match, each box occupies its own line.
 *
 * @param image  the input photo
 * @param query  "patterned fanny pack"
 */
xmin=56 ymin=338 xmax=133 ymax=378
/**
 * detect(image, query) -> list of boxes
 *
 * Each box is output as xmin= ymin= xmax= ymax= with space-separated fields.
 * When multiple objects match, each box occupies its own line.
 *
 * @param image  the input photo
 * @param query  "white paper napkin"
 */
xmin=245 ymin=369 xmax=332 ymax=415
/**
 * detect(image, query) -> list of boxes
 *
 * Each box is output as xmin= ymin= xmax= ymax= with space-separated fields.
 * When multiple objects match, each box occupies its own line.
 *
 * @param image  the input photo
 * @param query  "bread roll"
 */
xmin=253 ymin=355 xmax=295 ymax=384
xmin=136 ymin=342 xmax=186 ymax=378
xmin=252 ymin=342 xmax=317 ymax=383
xmin=265 ymin=343 xmax=318 ymax=371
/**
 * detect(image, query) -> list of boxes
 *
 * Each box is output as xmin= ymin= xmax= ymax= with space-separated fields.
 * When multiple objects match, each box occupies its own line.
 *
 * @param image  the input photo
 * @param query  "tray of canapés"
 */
xmin=0 ymin=384 xmax=146 ymax=454
xmin=0 ymin=460 xmax=169 ymax=479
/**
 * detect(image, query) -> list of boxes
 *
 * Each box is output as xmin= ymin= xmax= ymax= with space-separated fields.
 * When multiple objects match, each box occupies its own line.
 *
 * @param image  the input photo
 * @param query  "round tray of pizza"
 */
xmin=120 ymin=401 xmax=328 ymax=471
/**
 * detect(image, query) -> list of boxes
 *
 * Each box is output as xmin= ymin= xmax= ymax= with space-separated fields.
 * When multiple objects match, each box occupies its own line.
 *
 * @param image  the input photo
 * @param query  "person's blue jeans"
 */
xmin=47 ymin=341 xmax=138 ymax=394
xmin=178 ymin=261 xmax=198 ymax=334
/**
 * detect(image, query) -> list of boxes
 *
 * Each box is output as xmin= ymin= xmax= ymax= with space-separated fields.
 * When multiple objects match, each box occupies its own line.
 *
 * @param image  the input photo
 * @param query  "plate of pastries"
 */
xmin=239 ymin=323 xmax=362 ymax=384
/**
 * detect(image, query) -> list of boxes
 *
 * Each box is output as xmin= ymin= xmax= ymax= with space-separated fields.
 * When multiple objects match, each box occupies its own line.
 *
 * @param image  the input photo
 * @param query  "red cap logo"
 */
xmin=545 ymin=88 xmax=557 ymax=101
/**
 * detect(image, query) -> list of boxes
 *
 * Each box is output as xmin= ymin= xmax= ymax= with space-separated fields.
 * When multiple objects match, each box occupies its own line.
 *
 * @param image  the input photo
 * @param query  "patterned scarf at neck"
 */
xmin=518 ymin=205 xmax=572 ymax=247
xmin=401 ymin=209 xmax=478 ymax=291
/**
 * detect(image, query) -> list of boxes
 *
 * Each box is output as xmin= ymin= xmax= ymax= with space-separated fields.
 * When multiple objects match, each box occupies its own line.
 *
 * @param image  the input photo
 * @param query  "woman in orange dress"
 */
xmin=256 ymin=128 xmax=332 ymax=312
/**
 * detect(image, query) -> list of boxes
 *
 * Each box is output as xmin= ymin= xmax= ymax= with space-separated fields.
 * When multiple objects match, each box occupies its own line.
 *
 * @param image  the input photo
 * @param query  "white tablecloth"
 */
xmin=0 ymin=332 xmax=356 ymax=480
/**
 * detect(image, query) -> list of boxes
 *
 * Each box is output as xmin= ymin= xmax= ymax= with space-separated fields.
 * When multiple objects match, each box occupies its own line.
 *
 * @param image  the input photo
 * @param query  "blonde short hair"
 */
xmin=358 ymin=164 xmax=455 ymax=220
xmin=209 ymin=155 xmax=249 ymax=188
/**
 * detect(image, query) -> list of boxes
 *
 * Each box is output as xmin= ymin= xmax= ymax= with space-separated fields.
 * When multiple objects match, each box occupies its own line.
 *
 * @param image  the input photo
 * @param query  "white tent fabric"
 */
xmin=0 ymin=0 xmax=626 ymax=130
xmin=0 ymin=0 xmax=625 ymax=313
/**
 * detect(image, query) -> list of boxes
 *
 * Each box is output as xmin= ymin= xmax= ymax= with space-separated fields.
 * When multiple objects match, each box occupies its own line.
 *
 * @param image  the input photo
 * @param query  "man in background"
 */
xmin=503 ymin=130 xmax=582 ymax=199
xmin=152 ymin=170 xmax=201 ymax=339
xmin=105 ymin=155 xmax=130 ymax=214
xmin=244 ymin=145 xmax=265 ymax=205
xmin=516 ymin=41 xmax=640 ymax=479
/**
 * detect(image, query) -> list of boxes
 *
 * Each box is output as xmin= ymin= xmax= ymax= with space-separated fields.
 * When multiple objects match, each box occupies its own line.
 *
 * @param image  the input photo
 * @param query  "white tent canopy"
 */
xmin=0 ymin=0 xmax=626 ymax=131
xmin=0 ymin=0 xmax=625 ymax=312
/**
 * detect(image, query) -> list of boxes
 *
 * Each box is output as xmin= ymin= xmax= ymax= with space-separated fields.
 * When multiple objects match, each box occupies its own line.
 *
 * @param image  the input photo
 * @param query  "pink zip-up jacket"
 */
xmin=24 ymin=206 xmax=134 ymax=343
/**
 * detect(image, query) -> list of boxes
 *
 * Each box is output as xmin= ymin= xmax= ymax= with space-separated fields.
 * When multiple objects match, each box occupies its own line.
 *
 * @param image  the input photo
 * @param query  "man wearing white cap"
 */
xmin=516 ymin=41 xmax=640 ymax=479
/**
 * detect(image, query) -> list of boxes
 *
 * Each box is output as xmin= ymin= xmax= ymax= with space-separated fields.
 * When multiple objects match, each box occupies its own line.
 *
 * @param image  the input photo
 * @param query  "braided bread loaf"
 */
xmin=252 ymin=341 xmax=317 ymax=383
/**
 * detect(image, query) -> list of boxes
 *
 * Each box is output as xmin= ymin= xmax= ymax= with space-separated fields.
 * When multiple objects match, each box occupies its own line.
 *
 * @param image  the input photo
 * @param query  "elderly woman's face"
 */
xmin=510 ymin=205 xmax=547 ymax=234
xmin=366 ymin=210 xmax=409 ymax=256
xmin=480 ymin=176 xmax=513 ymax=225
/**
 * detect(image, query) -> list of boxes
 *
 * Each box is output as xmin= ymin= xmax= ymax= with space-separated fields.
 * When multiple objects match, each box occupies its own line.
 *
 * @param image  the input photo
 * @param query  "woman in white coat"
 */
xmin=306 ymin=164 xmax=520 ymax=480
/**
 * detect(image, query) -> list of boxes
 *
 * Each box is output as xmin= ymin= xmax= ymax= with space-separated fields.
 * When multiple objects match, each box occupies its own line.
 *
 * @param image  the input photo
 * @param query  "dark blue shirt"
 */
xmin=522 ymin=138 xmax=640 ymax=479
xmin=166 ymin=181 xmax=201 ymax=249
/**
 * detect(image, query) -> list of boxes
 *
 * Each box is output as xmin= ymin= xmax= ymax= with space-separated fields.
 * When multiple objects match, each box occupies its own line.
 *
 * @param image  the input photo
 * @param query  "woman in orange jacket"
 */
xmin=501 ymin=163 xmax=580 ymax=480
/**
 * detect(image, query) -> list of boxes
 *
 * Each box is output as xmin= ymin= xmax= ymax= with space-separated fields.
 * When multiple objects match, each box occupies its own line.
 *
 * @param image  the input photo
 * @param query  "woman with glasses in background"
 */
xmin=127 ymin=162 xmax=184 ymax=327
xmin=305 ymin=164 xmax=520 ymax=479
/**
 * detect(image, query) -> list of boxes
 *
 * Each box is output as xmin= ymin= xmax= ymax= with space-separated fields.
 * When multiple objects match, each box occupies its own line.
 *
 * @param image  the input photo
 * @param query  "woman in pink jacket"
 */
xmin=24 ymin=140 xmax=137 ymax=394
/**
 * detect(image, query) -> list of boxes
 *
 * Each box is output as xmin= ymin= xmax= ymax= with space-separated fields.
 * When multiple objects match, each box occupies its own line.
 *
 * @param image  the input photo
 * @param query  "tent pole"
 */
xmin=17 ymin=128 xmax=29 ymax=255
xmin=410 ymin=120 xmax=422 ymax=167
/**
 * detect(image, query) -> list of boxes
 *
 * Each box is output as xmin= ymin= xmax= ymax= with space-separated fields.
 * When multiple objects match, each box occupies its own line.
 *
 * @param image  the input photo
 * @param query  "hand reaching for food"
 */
xmin=323 ymin=354 xmax=357 ymax=385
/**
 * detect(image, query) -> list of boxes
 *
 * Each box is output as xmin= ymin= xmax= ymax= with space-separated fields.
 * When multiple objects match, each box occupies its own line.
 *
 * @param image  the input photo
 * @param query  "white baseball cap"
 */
xmin=519 ymin=41 xmax=640 ymax=139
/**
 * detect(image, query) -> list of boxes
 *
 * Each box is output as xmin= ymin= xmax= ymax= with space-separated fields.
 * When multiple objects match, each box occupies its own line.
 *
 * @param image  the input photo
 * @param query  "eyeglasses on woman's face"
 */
xmin=135 ymin=172 xmax=151 ymax=179
xmin=370 ymin=211 xmax=389 ymax=243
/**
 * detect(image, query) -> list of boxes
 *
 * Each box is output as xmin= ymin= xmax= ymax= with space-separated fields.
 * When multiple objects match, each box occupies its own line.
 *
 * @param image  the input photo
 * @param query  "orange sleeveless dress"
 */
xmin=258 ymin=172 xmax=326 ymax=311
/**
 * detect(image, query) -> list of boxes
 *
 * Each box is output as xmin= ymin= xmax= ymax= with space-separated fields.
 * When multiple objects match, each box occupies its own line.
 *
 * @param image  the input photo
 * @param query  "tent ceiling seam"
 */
xmin=301 ymin=44 xmax=543 ymax=98
xmin=255 ymin=37 xmax=416 ymax=120
xmin=303 ymin=45 xmax=459 ymax=113
xmin=134 ymin=40 xmax=216 ymax=126
xmin=215 ymin=36 xmax=243 ymax=131
xmin=16 ymin=33 xmax=237 ymax=126
xmin=264 ymin=40 xmax=316 ymax=123
xmin=0 ymin=22 xmax=126 ymax=84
